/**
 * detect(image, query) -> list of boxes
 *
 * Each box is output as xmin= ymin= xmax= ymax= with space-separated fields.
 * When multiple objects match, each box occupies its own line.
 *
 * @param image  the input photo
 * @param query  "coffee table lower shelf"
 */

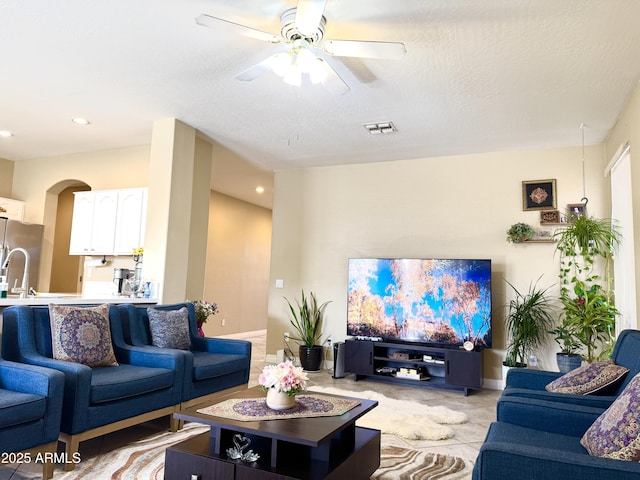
xmin=165 ymin=427 xmax=380 ymax=480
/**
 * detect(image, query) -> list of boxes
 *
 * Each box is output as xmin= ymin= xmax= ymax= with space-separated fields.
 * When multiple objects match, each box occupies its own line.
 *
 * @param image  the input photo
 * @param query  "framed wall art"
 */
xmin=522 ymin=179 xmax=556 ymax=211
xmin=540 ymin=210 xmax=561 ymax=224
xmin=567 ymin=203 xmax=586 ymax=218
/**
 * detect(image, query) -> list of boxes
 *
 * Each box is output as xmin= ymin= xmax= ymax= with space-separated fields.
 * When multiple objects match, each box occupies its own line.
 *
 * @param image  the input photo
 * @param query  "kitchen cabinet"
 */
xmin=69 ymin=188 xmax=147 ymax=256
xmin=113 ymin=188 xmax=147 ymax=255
xmin=0 ymin=197 xmax=25 ymax=221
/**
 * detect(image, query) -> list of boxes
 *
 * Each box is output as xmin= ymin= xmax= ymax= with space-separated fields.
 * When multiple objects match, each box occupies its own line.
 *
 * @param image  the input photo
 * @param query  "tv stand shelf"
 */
xmin=344 ymin=339 xmax=483 ymax=396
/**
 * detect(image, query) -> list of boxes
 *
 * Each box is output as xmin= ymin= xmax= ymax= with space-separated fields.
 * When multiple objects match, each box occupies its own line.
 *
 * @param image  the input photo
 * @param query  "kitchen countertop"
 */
xmin=0 ymin=295 xmax=157 ymax=307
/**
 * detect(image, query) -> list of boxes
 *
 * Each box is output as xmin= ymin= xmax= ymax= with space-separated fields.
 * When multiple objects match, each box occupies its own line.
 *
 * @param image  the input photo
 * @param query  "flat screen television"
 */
xmin=347 ymin=258 xmax=492 ymax=349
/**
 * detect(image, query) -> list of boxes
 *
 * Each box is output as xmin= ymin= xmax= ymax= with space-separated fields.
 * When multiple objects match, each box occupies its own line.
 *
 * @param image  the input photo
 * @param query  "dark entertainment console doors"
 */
xmin=344 ymin=339 xmax=483 ymax=395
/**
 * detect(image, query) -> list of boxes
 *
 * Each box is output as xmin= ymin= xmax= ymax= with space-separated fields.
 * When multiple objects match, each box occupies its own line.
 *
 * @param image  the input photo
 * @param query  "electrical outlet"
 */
xmin=327 ymin=336 xmax=332 ymax=348
xmin=221 ymin=318 xmax=225 ymax=327
xmin=284 ymin=332 xmax=290 ymax=342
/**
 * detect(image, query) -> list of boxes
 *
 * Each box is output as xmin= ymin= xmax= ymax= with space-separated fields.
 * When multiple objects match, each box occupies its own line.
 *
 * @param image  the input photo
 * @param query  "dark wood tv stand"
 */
xmin=344 ymin=339 xmax=483 ymax=395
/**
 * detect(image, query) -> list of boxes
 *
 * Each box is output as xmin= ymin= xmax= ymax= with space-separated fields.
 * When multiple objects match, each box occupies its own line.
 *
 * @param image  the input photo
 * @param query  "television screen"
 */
xmin=347 ymin=258 xmax=492 ymax=348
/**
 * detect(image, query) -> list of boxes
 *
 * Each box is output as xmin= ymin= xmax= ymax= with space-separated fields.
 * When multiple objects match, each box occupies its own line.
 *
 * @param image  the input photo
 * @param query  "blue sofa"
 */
xmin=1 ymin=304 xmax=185 ymax=471
xmin=500 ymin=329 xmax=640 ymax=410
xmin=118 ymin=302 xmax=252 ymax=409
xmin=0 ymin=359 xmax=64 ymax=480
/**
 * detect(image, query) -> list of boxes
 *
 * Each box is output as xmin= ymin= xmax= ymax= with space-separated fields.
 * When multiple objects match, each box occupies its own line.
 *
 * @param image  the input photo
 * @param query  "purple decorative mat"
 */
xmin=196 ymin=394 xmax=360 ymax=421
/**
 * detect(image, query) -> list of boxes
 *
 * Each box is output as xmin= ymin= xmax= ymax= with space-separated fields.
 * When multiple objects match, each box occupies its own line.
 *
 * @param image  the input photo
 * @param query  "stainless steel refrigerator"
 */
xmin=0 ymin=217 xmax=44 ymax=293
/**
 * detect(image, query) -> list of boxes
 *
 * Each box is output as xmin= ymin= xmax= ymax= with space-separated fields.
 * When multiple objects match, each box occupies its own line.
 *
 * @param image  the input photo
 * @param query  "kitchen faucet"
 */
xmin=1 ymin=247 xmax=30 ymax=299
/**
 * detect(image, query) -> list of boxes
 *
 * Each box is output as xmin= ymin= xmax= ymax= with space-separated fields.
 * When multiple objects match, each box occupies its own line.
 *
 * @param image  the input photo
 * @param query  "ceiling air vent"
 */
xmin=363 ymin=122 xmax=397 ymax=135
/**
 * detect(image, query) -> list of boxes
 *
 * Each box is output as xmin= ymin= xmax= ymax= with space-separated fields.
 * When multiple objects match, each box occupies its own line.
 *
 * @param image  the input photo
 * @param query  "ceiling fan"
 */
xmin=195 ymin=0 xmax=406 ymax=95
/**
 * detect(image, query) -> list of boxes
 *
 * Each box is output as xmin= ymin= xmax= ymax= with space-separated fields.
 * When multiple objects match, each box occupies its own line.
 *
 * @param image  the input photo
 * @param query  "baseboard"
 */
xmin=219 ymin=329 xmax=266 ymax=340
xmin=266 ymin=353 xmax=334 ymax=372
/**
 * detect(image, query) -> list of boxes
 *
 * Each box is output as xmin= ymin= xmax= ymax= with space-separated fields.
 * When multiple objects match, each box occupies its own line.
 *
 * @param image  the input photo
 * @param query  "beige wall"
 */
xmin=267 ymin=144 xmax=611 ymax=384
xmin=0 ymin=158 xmax=13 ymax=197
xmin=203 ymin=191 xmax=272 ymax=337
xmin=605 ymin=80 xmax=640 ymax=326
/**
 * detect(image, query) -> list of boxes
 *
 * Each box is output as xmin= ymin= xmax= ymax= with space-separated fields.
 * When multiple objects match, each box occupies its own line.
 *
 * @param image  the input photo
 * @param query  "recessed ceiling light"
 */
xmin=72 ymin=118 xmax=91 ymax=126
xmin=256 ymin=186 xmax=265 ymax=194
xmin=0 ymin=130 xmax=14 ymax=138
xmin=363 ymin=121 xmax=397 ymax=135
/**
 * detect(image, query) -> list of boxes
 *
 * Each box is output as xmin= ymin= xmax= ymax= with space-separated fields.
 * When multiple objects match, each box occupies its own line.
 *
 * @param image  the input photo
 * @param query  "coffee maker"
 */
xmin=113 ymin=268 xmax=131 ymax=296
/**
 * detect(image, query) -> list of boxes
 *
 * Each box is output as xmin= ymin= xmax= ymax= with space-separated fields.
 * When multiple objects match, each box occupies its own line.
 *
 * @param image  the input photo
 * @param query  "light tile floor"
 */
xmin=3 ymin=331 xmax=500 ymax=479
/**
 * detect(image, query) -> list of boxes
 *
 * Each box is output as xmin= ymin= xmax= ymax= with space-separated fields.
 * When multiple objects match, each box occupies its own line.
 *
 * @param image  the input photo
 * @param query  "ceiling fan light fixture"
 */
xmin=296 ymin=46 xmax=316 ymax=73
xmin=309 ymin=58 xmax=328 ymax=84
xmin=283 ymin=66 xmax=302 ymax=86
xmin=272 ymin=52 xmax=293 ymax=76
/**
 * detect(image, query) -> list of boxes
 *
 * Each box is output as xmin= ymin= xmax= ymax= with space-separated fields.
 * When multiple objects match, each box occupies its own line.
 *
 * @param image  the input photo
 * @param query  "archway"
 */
xmin=40 ymin=180 xmax=90 ymax=293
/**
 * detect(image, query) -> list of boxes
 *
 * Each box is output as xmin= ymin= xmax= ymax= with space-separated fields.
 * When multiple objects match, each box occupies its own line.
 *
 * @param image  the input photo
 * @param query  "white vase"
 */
xmin=266 ymin=389 xmax=296 ymax=410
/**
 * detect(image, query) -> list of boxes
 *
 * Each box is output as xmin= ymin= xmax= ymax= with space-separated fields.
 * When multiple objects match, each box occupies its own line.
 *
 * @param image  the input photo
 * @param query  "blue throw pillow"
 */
xmin=147 ymin=307 xmax=191 ymax=350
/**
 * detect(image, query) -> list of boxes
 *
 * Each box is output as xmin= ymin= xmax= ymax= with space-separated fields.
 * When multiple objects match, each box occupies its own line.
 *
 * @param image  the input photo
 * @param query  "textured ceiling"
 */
xmin=2 ymin=1 xmax=640 ymax=191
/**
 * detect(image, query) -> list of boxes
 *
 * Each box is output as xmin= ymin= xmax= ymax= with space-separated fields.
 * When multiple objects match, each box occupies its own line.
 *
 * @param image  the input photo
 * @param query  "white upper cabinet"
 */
xmin=69 ymin=188 xmax=147 ymax=256
xmin=0 ymin=196 xmax=26 ymax=221
xmin=113 ymin=188 xmax=147 ymax=255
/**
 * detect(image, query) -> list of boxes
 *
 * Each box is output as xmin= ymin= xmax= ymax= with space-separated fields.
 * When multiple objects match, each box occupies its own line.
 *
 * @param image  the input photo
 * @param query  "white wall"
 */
xmin=605 ymin=80 xmax=640 ymax=327
xmin=267 ymin=144 xmax=611 ymax=382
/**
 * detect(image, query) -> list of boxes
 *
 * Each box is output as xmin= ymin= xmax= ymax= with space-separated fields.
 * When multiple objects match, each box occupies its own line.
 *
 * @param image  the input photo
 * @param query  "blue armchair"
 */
xmin=473 ymin=397 xmax=640 ymax=479
xmin=1 ymin=304 xmax=185 ymax=471
xmin=118 ymin=302 xmax=251 ymax=409
xmin=500 ymin=329 xmax=640 ymax=410
xmin=0 ymin=359 xmax=64 ymax=480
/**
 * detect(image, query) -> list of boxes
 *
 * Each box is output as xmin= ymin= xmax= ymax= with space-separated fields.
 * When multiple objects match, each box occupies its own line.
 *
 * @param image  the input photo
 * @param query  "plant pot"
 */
xmin=299 ymin=345 xmax=323 ymax=372
xmin=265 ymin=389 xmax=296 ymax=410
xmin=556 ymin=353 xmax=582 ymax=373
xmin=502 ymin=361 xmax=527 ymax=389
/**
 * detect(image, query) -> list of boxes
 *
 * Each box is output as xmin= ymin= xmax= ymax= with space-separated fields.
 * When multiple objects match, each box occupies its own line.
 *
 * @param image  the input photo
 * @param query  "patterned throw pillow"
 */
xmin=49 ymin=304 xmax=118 ymax=367
xmin=545 ymin=360 xmax=629 ymax=395
xmin=581 ymin=372 xmax=640 ymax=460
xmin=147 ymin=307 xmax=191 ymax=350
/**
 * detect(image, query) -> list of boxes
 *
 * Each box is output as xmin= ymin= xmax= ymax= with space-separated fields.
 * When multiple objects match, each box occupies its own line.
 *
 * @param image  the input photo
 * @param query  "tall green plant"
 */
xmin=285 ymin=290 xmax=331 ymax=347
xmin=554 ymin=213 xmax=621 ymax=362
xmin=504 ymin=279 xmax=555 ymax=367
xmin=560 ymin=280 xmax=617 ymax=362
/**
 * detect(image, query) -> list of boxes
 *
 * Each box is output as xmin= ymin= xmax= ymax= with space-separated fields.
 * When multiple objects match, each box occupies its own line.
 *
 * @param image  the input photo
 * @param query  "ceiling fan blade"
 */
xmin=323 ymin=40 xmax=406 ymax=60
xmin=234 ymin=55 xmax=280 ymax=81
xmin=316 ymin=58 xmax=350 ymax=95
xmin=196 ymin=14 xmax=280 ymax=44
xmin=295 ymin=0 xmax=327 ymax=37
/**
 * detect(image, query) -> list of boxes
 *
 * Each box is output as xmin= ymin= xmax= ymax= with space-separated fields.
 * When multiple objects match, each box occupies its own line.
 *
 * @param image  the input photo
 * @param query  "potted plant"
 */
xmin=191 ymin=299 xmax=219 ymax=337
xmin=259 ymin=360 xmax=309 ymax=410
xmin=503 ymin=279 xmax=555 ymax=384
xmin=560 ymin=280 xmax=618 ymax=363
xmin=285 ymin=290 xmax=331 ymax=371
xmin=507 ymin=222 xmax=535 ymax=243
xmin=554 ymin=213 xmax=621 ymax=362
xmin=548 ymin=322 xmax=582 ymax=372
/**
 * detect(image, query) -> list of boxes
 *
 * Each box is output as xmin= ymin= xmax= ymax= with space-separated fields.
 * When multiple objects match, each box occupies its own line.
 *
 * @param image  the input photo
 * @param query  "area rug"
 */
xmin=307 ymin=385 xmax=468 ymax=441
xmin=374 ymin=445 xmax=468 ymax=480
xmin=51 ymin=423 xmax=468 ymax=480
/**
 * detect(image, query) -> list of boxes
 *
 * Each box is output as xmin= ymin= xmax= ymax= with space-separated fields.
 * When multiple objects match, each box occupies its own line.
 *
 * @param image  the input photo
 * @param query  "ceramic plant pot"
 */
xmin=266 ymin=389 xmax=296 ymax=410
xmin=556 ymin=353 xmax=582 ymax=373
xmin=299 ymin=345 xmax=323 ymax=372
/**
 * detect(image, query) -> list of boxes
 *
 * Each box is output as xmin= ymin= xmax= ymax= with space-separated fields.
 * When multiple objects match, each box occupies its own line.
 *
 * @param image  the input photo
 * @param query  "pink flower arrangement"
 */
xmin=259 ymin=361 xmax=308 ymax=397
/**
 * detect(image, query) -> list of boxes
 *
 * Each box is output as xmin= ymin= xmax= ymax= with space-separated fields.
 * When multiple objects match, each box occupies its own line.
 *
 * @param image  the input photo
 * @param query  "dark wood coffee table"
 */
xmin=165 ymin=386 xmax=380 ymax=480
